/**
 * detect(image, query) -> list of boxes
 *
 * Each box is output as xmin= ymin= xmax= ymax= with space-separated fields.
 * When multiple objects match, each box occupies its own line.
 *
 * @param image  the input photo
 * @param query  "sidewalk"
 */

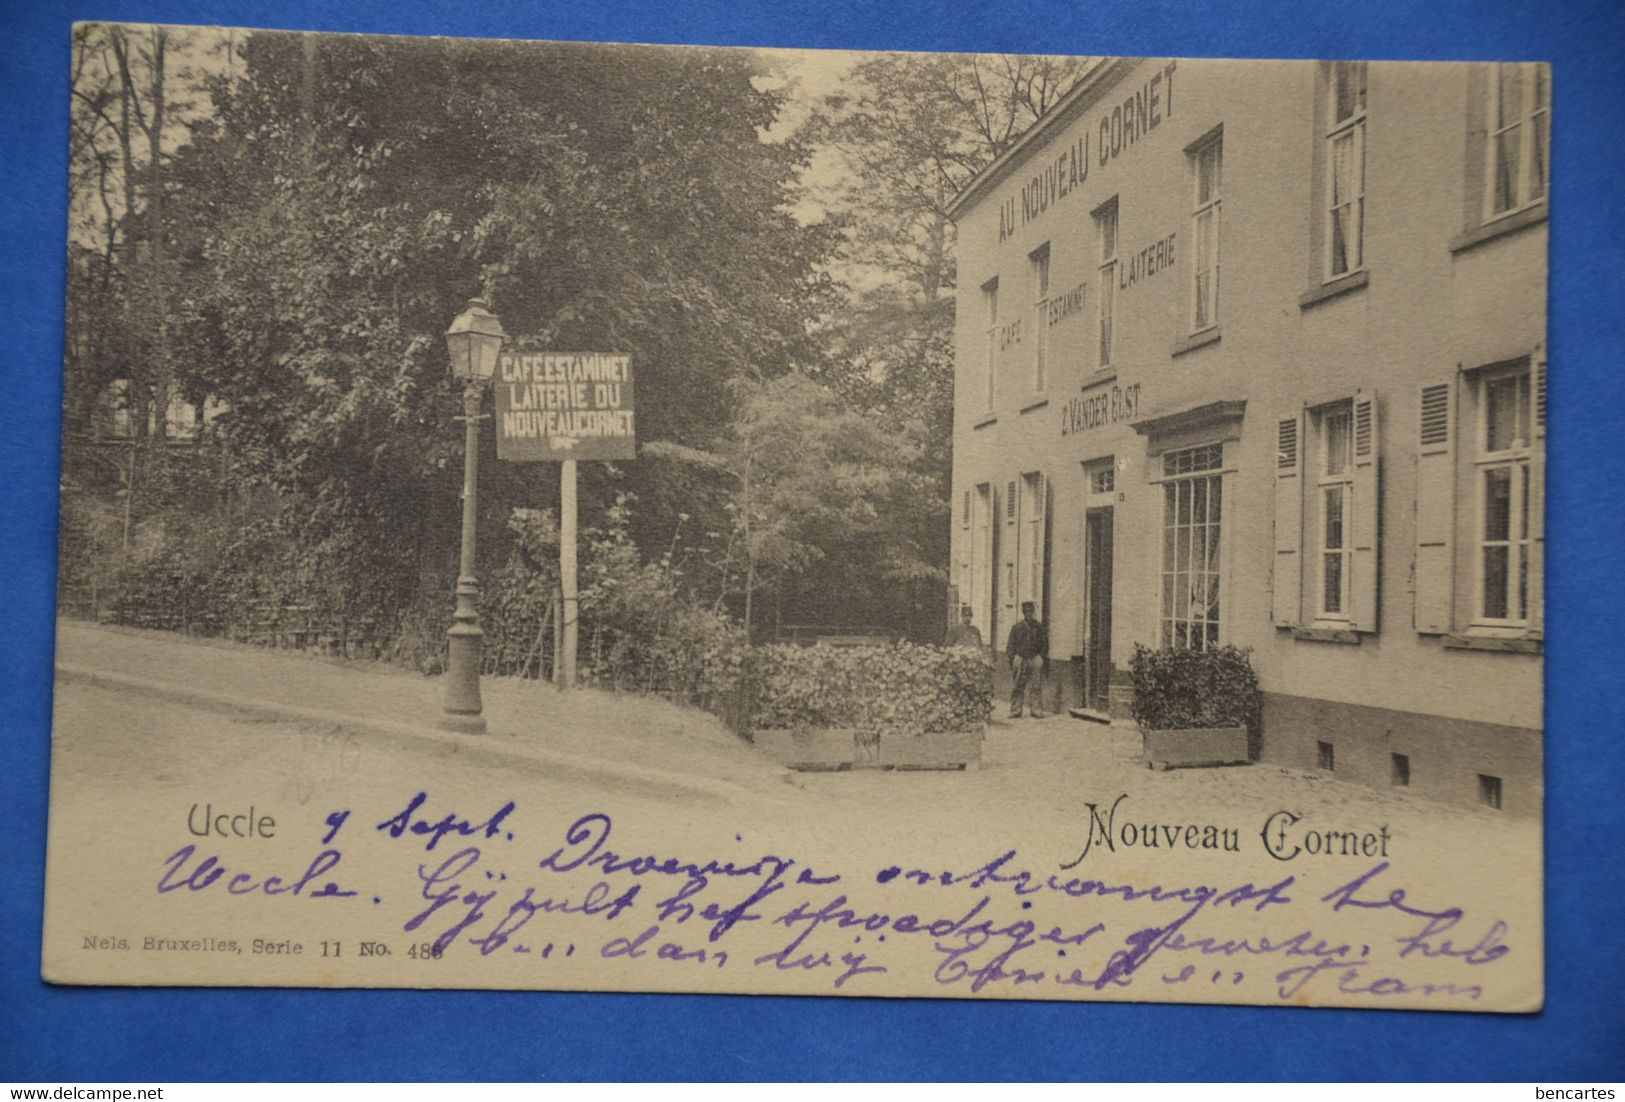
xmin=53 ymin=619 xmax=796 ymax=805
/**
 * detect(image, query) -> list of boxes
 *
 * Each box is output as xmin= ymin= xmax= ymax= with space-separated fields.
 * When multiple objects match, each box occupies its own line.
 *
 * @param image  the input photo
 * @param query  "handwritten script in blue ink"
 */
xmin=150 ymin=793 xmax=1519 ymax=1005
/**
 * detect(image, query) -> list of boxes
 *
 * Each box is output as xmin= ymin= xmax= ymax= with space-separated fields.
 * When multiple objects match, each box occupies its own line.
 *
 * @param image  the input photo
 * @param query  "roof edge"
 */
xmin=945 ymin=55 xmax=1148 ymax=222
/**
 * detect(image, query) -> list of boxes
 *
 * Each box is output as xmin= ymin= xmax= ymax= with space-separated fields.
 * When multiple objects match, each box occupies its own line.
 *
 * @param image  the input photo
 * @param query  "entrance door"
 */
xmin=1083 ymin=506 xmax=1115 ymax=713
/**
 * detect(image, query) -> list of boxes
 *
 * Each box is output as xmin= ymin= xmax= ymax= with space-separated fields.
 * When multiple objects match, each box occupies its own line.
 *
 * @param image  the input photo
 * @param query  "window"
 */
xmin=1190 ymin=133 xmax=1222 ymax=331
xmin=1412 ymin=359 xmax=1545 ymax=638
xmin=1316 ymin=404 xmax=1354 ymax=620
xmin=1391 ymin=753 xmax=1410 ymax=787
xmin=1476 ymin=368 xmax=1535 ymax=625
xmin=1486 ymin=63 xmax=1549 ymax=219
xmin=165 ymin=393 xmax=199 ymax=441
xmin=1325 ymin=61 xmax=1367 ymax=280
xmin=1478 ymin=774 xmax=1503 ymax=811
xmin=1160 ymin=443 xmax=1223 ymax=650
xmin=1273 ymin=394 xmax=1381 ymax=631
xmin=1317 ymin=741 xmax=1335 ymax=772
xmin=981 ymin=278 xmax=999 ymax=411
xmin=957 ymin=489 xmax=972 ymax=623
xmin=1019 ymin=472 xmax=1046 ymax=613
xmin=1030 ymin=245 xmax=1051 ymax=393
xmin=102 ymin=379 xmax=133 ymax=440
xmin=1094 ymin=199 xmax=1119 ymax=369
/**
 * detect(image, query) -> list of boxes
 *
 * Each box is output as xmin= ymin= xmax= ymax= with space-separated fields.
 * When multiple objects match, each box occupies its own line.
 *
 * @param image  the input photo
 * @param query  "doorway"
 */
xmin=1082 ymin=506 xmax=1115 ymax=714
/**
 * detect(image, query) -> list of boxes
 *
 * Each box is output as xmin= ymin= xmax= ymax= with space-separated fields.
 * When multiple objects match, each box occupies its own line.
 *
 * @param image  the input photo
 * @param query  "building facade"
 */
xmin=948 ymin=57 xmax=1547 ymax=814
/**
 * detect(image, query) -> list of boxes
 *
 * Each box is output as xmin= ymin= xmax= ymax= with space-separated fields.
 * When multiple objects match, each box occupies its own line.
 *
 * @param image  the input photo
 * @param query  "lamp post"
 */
xmin=439 ymin=297 xmax=506 ymax=734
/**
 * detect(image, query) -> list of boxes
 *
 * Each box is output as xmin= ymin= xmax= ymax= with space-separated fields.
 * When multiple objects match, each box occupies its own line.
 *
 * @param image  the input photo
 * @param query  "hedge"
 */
xmin=1128 ymin=643 xmax=1262 ymax=732
xmin=748 ymin=642 xmax=992 ymax=737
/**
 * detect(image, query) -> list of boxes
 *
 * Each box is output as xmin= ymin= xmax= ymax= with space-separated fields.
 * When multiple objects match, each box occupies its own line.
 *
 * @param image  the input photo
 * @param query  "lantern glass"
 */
xmin=446 ymin=298 xmax=506 ymax=381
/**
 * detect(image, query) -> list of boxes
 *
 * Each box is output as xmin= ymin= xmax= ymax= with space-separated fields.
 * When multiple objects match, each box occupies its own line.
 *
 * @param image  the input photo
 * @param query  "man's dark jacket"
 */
xmin=1006 ymin=617 xmax=1048 ymax=660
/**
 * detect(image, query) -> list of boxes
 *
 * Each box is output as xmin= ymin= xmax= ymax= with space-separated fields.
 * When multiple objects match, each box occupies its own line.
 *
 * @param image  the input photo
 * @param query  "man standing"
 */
xmin=946 ymin=605 xmax=983 ymax=650
xmin=1006 ymin=601 xmax=1049 ymax=719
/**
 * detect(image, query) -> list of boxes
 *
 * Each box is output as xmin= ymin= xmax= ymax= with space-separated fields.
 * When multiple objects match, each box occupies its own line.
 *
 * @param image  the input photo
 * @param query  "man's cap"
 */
xmin=1021 ymin=601 xmax=1036 ymax=612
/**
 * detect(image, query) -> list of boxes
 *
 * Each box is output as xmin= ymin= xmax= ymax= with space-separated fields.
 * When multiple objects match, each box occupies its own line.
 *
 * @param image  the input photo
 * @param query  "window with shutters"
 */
xmin=1316 ymin=404 xmax=1355 ymax=620
xmin=1412 ymin=359 xmax=1545 ymax=639
xmin=968 ymin=483 xmax=994 ymax=638
xmin=1004 ymin=479 xmax=1019 ymax=620
xmin=1020 ymin=471 xmax=1047 ymax=613
xmin=1475 ymin=366 xmax=1538 ymax=627
xmin=1161 ymin=444 xmax=1224 ymax=650
xmin=957 ymin=488 xmax=972 ymax=622
xmin=1274 ymin=393 xmax=1382 ymax=632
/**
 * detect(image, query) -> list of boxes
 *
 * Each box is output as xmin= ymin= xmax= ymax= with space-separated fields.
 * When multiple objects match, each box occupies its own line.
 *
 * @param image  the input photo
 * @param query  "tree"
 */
xmin=142 ymin=30 xmax=838 ymax=651
xmin=795 ymin=52 xmax=1093 ymax=635
xmin=645 ymin=373 xmax=934 ymax=639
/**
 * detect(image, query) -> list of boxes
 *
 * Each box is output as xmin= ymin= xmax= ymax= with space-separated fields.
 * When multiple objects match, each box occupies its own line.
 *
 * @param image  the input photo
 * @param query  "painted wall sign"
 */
xmin=1046 ymin=282 xmax=1088 ymax=328
xmin=495 ymin=352 xmax=636 ymax=462
xmin=1060 ymin=381 xmax=1142 ymax=436
xmin=997 ymin=61 xmax=1179 ymax=243
xmin=1119 ymin=233 xmax=1177 ymax=289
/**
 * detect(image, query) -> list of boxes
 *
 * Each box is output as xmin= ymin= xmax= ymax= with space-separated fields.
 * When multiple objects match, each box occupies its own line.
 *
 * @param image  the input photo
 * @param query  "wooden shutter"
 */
xmin=1350 ymin=391 xmax=1381 ymax=632
xmin=1272 ymin=411 xmax=1305 ymax=626
xmin=1414 ymin=380 xmax=1456 ymax=634
xmin=1003 ymin=479 xmax=1018 ymax=618
xmin=1029 ymin=473 xmax=1046 ymax=614
xmin=1528 ymin=358 xmax=1546 ymax=636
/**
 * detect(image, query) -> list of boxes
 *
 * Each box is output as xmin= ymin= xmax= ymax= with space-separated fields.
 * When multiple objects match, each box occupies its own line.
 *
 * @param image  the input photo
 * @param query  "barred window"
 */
xmin=1161 ymin=444 xmax=1224 ymax=650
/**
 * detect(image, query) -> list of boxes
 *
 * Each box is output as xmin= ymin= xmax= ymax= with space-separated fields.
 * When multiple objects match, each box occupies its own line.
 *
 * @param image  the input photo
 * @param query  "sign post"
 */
xmin=560 ymin=457 xmax=578 ymax=689
xmin=494 ymin=351 xmax=635 ymax=690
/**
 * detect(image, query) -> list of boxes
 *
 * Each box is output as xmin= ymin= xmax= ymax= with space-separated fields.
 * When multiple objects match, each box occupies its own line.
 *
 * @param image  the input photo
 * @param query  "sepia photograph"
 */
xmin=41 ymin=24 xmax=1549 ymax=1015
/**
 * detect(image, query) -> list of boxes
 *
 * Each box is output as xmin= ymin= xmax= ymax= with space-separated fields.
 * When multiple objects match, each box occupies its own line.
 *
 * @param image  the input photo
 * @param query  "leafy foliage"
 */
xmin=577 ymin=494 xmax=750 ymax=704
xmin=1129 ymin=644 xmax=1262 ymax=732
xmin=750 ymin=642 xmax=992 ymax=737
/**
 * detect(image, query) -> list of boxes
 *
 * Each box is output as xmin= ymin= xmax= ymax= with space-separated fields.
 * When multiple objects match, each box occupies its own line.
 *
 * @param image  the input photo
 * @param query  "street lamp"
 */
xmin=439 ymin=297 xmax=505 ymax=734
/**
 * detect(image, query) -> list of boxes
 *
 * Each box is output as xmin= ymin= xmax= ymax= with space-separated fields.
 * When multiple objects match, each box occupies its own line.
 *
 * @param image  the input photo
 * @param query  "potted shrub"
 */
xmin=747 ymin=642 xmax=991 ymax=770
xmin=1128 ymin=644 xmax=1261 ymax=769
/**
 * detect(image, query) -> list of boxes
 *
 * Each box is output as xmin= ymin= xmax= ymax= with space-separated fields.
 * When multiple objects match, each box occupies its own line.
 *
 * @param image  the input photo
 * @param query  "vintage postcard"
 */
xmin=45 ymin=26 xmax=1545 ymax=1011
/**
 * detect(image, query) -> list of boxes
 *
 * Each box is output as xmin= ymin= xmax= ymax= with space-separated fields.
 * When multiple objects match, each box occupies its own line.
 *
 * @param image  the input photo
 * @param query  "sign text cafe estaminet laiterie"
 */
xmin=495 ymin=352 xmax=635 ymax=462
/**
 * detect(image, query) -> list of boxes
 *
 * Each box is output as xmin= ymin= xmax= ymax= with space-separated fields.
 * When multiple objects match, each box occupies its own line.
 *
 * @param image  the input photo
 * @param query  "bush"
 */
xmin=1129 ymin=644 xmax=1261 ymax=732
xmin=749 ymin=642 xmax=991 ymax=737
xmin=576 ymin=495 xmax=750 ymax=704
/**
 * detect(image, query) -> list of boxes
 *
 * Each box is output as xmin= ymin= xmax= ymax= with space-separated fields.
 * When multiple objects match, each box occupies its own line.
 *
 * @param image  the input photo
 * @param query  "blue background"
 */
xmin=3 ymin=0 xmax=1623 ymax=1082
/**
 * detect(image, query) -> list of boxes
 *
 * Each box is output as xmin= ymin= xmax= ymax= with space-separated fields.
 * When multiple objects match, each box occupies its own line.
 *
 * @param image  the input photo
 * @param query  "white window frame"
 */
xmin=1094 ymin=199 xmax=1119 ymax=370
xmin=1485 ymin=62 xmax=1550 ymax=222
xmin=1324 ymin=61 xmax=1367 ymax=282
xmin=1020 ymin=471 xmax=1045 ymax=612
xmin=1030 ymin=245 xmax=1051 ymax=394
xmin=972 ymin=482 xmax=993 ymax=638
xmin=1190 ymin=133 xmax=1222 ymax=333
xmin=1314 ymin=403 xmax=1354 ymax=622
xmin=1157 ymin=442 xmax=1226 ymax=651
xmin=1472 ymin=366 xmax=1535 ymax=630
xmin=981 ymin=278 xmax=999 ymax=413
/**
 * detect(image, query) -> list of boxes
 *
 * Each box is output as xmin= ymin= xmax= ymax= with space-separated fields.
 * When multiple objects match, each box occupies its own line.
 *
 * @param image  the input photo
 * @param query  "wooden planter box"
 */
xmin=1140 ymin=725 xmax=1249 ymax=770
xmin=751 ymin=727 xmax=982 ymax=771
